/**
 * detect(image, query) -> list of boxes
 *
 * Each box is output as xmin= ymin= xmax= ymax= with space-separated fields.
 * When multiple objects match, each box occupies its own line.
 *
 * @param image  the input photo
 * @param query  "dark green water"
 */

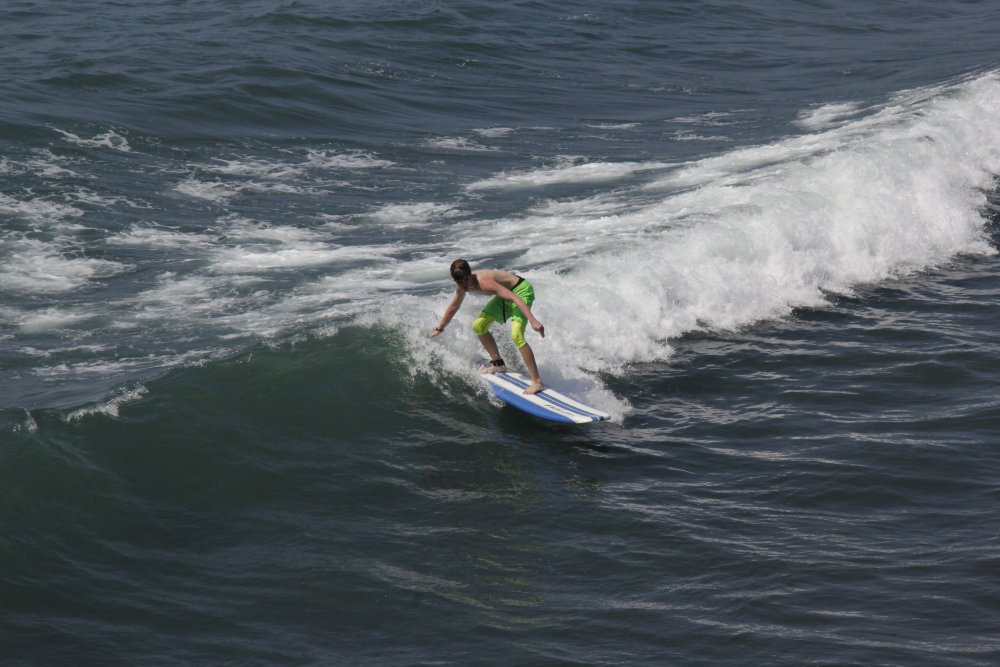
xmin=3 ymin=1 xmax=1000 ymax=664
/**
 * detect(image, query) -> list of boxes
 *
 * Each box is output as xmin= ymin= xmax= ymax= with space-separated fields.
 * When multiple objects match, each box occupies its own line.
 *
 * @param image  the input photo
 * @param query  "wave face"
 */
xmin=3 ymin=71 xmax=999 ymax=413
xmin=2 ymin=1 xmax=1000 ymax=665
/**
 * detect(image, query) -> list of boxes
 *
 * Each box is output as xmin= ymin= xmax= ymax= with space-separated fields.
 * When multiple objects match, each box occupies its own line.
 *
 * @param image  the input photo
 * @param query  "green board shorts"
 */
xmin=480 ymin=277 xmax=534 ymax=325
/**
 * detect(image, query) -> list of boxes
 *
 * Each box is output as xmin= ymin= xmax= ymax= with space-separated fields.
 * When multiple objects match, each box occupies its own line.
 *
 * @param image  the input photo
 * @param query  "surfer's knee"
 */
xmin=472 ymin=314 xmax=492 ymax=336
xmin=511 ymin=320 xmax=527 ymax=348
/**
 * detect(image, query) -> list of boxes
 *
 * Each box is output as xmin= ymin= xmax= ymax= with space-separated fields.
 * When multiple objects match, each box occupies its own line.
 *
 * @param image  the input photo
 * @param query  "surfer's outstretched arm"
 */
xmin=428 ymin=284 xmax=466 ymax=338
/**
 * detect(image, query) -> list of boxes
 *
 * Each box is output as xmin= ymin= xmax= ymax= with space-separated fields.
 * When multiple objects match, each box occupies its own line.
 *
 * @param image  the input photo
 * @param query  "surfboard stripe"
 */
xmin=483 ymin=372 xmax=610 ymax=423
xmin=496 ymin=373 xmax=606 ymax=420
xmin=490 ymin=384 xmax=586 ymax=423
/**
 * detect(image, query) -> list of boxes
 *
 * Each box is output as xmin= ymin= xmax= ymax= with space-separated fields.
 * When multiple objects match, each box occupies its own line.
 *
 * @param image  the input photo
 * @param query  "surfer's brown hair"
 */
xmin=450 ymin=258 xmax=472 ymax=283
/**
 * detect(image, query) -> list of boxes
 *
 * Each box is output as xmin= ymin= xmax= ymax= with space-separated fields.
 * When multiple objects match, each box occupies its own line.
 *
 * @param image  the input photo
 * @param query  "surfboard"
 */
xmin=482 ymin=371 xmax=610 ymax=424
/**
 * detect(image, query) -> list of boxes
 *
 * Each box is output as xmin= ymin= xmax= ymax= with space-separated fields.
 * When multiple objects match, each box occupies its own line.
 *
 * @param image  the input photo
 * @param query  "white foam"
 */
xmin=67 ymin=189 xmax=151 ymax=210
xmin=64 ymin=384 xmax=148 ymax=422
xmin=586 ymin=123 xmax=640 ymax=130
xmin=108 ymin=224 xmax=208 ymax=248
xmin=55 ymin=128 xmax=131 ymax=152
xmin=200 ymin=157 xmax=305 ymax=180
xmin=365 ymin=202 xmax=463 ymax=227
xmin=0 ymin=238 xmax=131 ymax=294
xmin=0 ymin=193 xmax=84 ymax=225
xmin=178 ymin=177 xmax=309 ymax=201
xmin=174 ymin=148 xmax=396 ymax=203
xmin=305 ymin=149 xmax=394 ymax=170
xmin=670 ymin=111 xmax=739 ymax=127
xmin=24 ymin=149 xmax=81 ymax=178
xmin=178 ymin=149 xmax=393 ymax=194
xmin=424 ymin=136 xmax=497 ymax=152
xmin=466 ymin=160 xmax=671 ymax=190
xmin=16 ymin=346 xmax=54 ymax=359
xmin=175 ymin=177 xmax=239 ymax=202
xmin=135 ymin=273 xmax=262 ymax=321
xmin=16 ymin=308 xmax=94 ymax=334
xmin=672 ymin=130 xmax=732 ymax=142
xmin=0 ymin=408 xmax=38 ymax=434
xmin=473 ymin=127 xmax=516 ymax=138
xmin=219 ymin=217 xmax=326 ymax=243
xmin=794 ymin=102 xmax=863 ymax=130
xmin=211 ymin=245 xmax=367 ymax=273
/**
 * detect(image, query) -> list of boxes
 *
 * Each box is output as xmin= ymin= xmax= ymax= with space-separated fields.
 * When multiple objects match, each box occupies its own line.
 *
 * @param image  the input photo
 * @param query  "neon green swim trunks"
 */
xmin=471 ymin=276 xmax=536 ymax=348
xmin=480 ymin=276 xmax=534 ymax=325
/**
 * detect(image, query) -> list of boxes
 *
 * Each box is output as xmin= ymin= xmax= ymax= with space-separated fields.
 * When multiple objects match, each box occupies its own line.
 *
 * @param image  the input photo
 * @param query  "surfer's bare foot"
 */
xmin=524 ymin=381 xmax=544 ymax=395
xmin=481 ymin=359 xmax=507 ymax=374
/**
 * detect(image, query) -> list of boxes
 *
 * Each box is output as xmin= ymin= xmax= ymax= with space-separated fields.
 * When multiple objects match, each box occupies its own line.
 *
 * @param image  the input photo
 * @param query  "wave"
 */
xmin=4 ymin=72 xmax=1000 ymax=417
xmin=6 ymin=329 xmax=482 ymax=436
xmin=362 ymin=72 xmax=1000 ymax=409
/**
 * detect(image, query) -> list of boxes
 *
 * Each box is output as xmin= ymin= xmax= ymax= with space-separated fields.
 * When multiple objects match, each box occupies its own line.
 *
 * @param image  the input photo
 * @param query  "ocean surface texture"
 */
xmin=3 ymin=1 xmax=1000 ymax=664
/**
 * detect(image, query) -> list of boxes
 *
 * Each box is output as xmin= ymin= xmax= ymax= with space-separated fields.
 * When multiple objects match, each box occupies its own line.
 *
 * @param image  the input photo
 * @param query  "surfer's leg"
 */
xmin=473 ymin=313 xmax=506 ymax=373
xmin=511 ymin=319 xmax=544 ymax=394
xmin=517 ymin=343 xmax=544 ymax=394
xmin=477 ymin=332 xmax=508 ymax=374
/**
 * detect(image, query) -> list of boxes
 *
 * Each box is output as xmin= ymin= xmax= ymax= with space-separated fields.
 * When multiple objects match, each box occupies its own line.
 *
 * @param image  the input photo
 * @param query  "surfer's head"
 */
xmin=450 ymin=258 xmax=472 ymax=288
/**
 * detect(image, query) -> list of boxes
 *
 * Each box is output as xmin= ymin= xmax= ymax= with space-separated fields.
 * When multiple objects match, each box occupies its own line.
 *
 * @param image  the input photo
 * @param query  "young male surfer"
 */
xmin=428 ymin=259 xmax=546 ymax=395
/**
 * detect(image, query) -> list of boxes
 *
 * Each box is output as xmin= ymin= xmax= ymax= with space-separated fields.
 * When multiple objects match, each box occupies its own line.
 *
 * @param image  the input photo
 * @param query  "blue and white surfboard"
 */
xmin=482 ymin=371 xmax=610 ymax=424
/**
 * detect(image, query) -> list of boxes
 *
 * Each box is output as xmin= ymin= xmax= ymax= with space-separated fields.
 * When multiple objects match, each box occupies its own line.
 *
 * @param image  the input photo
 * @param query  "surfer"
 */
xmin=428 ymin=259 xmax=546 ymax=395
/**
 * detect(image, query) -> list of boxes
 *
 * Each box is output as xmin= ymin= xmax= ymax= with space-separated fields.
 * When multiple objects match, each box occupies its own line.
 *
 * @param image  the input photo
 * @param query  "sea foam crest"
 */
xmin=0 ymin=238 xmax=131 ymax=294
xmin=55 ymin=129 xmax=131 ymax=152
xmin=381 ymin=72 xmax=1000 ymax=413
xmin=0 ymin=193 xmax=84 ymax=225
xmin=174 ymin=149 xmax=395 ymax=201
xmin=64 ymin=384 xmax=149 ymax=422
xmin=794 ymin=102 xmax=863 ymax=130
xmin=466 ymin=160 xmax=671 ymax=190
xmin=365 ymin=202 xmax=463 ymax=227
xmin=0 ymin=408 xmax=38 ymax=434
xmin=305 ymin=149 xmax=394 ymax=170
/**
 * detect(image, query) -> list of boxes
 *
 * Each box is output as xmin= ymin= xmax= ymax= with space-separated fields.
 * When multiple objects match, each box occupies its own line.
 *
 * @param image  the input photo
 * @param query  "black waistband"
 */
xmin=513 ymin=275 xmax=524 ymax=288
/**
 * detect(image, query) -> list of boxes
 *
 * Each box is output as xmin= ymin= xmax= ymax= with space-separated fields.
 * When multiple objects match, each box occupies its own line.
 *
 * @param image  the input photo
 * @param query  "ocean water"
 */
xmin=2 ymin=0 xmax=1000 ymax=664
